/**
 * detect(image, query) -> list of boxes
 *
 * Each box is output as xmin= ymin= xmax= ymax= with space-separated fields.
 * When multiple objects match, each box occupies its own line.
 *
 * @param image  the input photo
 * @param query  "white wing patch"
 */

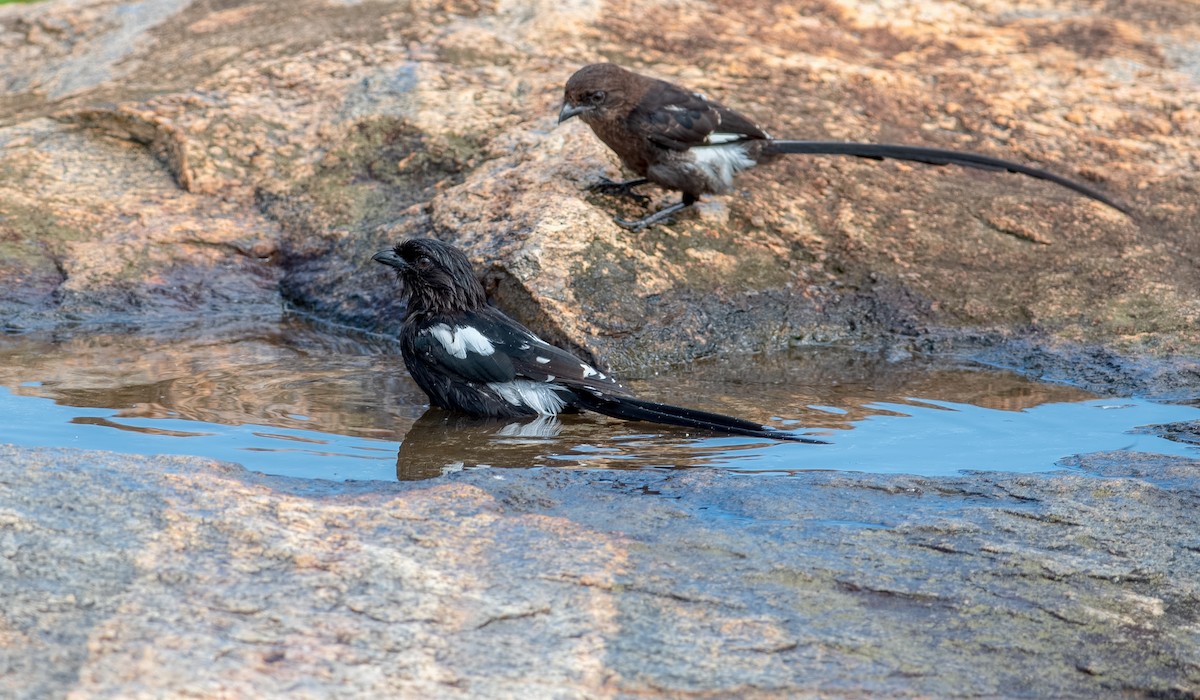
xmin=487 ymin=380 xmax=568 ymax=416
xmin=576 ymin=363 xmax=611 ymax=382
xmin=704 ymin=132 xmax=744 ymax=145
xmin=426 ymin=323 xmax=496 ymax=359
xmin=692 ymin=142 xmax=756 ymax=190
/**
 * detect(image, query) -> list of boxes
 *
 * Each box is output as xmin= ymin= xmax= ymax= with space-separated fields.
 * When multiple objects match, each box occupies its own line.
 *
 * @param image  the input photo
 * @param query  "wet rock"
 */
xmin=936 ymin=331 xmax=1200 ymax=400
xmin=0 ymin=116 xmax=282 ymax=330
xmin=2 ymin=444 xmax=1197 ymax=697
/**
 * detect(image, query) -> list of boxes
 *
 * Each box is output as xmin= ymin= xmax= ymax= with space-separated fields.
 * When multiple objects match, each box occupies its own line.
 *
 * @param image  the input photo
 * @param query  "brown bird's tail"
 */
xmin=573 ymin=391 xmax=827 ymax=444
xmin=762 ymin=140 xmax=1131 ymax=215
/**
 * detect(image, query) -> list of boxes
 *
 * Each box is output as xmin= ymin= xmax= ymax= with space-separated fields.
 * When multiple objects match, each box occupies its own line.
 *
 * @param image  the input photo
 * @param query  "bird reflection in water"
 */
xmin=394 ymin=408 xmax=790 ymax=481
xmin=396 ymin=409 xmax=567 ymax=480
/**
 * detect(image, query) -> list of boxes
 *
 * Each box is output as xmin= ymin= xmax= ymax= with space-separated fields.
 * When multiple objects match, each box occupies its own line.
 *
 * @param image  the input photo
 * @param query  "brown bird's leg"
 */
xmin=614 ymin=193 xmax=697 ymax=231
xmin=588 ymin=177 xmax=651 ymax=203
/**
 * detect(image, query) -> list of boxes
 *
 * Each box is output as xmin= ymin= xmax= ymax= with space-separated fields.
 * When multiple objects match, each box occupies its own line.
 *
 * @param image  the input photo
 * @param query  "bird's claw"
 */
xmin=612 ymin=200 xmax=690 ymax=231
xmin=613 ymin=215 xmax=660 ymax=231
xmin=587 ymin=177 xmax=651 ymax=204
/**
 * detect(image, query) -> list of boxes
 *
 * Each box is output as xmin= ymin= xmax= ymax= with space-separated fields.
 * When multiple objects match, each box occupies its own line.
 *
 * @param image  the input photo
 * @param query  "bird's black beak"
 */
xmin=372 ymin=249 xmax=406 ymax=270
xmin=558 ymin=102 xmax=586 ymax=123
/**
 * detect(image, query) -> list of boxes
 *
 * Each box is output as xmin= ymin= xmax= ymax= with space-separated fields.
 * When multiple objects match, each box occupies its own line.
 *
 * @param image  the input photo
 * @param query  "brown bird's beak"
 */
xmin=558 ymin=102 xmax=586 ymax=123
xmin=372 ymin=249 xmax=406 ymax=269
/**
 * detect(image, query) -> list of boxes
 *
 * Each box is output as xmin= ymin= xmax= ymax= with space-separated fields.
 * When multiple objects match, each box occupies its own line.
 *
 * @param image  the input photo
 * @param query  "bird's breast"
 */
xmin=583 ymin=115 xmax=652 ymax=175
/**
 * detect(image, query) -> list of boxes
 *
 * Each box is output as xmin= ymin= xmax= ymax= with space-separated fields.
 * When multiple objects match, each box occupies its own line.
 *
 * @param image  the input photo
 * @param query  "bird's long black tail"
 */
xmin=762 ymin=140 xmax=1131 ymax=215
xmin=574 ymin=392 xmax=826 ymax=444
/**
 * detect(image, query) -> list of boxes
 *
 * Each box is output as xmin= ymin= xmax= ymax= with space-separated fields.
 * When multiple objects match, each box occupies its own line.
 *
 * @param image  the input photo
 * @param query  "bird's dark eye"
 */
xmin=415 ymin=255 xmax=433 ymax=270
xmin=588 ymin=90 xmax=606 ymax=104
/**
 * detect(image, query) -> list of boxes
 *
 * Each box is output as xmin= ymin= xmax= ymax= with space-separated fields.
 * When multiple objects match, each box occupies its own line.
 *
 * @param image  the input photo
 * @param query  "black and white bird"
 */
xmin=559 ymin=63 xmax=1131 ymax=230
xmin=373 ymin=238 xmax=824 ymax=443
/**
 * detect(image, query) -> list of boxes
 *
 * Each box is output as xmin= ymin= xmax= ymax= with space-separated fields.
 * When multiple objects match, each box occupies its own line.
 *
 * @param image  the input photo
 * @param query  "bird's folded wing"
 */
xmin=410 ymin=319 xmax=518 ymax=385
xmin=507 ymin=337 xmax=629 ymax=397
xmin=476 ymin=309 xmax=631 ymax=397
xmin=417 ymin=309 xmax=631 ymax=396
xmin=633 ymin=81 xmax=769 ymax=151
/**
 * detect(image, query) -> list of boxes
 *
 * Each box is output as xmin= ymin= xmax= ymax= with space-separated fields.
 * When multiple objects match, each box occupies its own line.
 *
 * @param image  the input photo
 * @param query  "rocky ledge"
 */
xmin=3 ymin=445 xmax=1199 ymax=698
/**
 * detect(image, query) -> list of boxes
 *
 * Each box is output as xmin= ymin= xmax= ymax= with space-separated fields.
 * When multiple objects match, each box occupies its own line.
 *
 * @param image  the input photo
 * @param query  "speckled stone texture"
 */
xmin=1 ymin=446 xmax=1197 ymax=697
xmin=0 ymin=0 xmax=1196 ymax=368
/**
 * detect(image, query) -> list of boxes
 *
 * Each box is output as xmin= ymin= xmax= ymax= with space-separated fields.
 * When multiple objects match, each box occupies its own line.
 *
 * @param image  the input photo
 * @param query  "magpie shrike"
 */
xmin=559 ymin=63 xmax=1130 ymax=230
xmin=373 ymin=238 xmax=824 ymax=443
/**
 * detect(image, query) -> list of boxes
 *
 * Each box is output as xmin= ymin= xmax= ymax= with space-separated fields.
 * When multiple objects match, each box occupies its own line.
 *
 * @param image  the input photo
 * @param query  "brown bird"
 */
xmin=559 ymin=63 xmax=1130 ymax=230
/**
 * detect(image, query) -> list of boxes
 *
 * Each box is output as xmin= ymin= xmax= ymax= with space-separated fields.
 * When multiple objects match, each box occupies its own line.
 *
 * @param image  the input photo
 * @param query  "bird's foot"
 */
xmin=613 ymin=200 xmax=691 ymax=231
xmin=588 ymin=177 xmax=651 ymax=203
xmin=613 ymin=214 xmax=665 ymax=231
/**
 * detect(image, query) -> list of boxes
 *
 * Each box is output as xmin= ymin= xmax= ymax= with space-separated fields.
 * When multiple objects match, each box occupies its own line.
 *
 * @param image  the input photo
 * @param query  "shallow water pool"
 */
xmin=0 ymin=319 xmax=1196 ymax=481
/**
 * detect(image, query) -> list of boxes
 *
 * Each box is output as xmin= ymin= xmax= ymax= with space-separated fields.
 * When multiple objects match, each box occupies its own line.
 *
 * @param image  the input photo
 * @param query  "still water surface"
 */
xmin=0 ymin=319 xmax=1196 ymax=481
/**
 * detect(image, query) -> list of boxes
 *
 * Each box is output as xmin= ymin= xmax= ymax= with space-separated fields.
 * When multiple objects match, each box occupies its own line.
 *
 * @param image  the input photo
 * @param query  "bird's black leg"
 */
xmin=614 ymin=194 xmax=696 ymax=231
xmin=588 ymin=177 xmax=651 ymax=203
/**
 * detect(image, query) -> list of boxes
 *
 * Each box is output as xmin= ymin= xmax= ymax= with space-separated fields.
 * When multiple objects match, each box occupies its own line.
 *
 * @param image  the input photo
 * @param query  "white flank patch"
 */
xmin=495 ymin=415 xmax=563 ymax=439
xmin=427 ymin=323 xmax=496 ymax=359
xmin=488 ymin=380 xmax=568 ymax=416
xmin=692 ymin=142 xmax=756 ymax=190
